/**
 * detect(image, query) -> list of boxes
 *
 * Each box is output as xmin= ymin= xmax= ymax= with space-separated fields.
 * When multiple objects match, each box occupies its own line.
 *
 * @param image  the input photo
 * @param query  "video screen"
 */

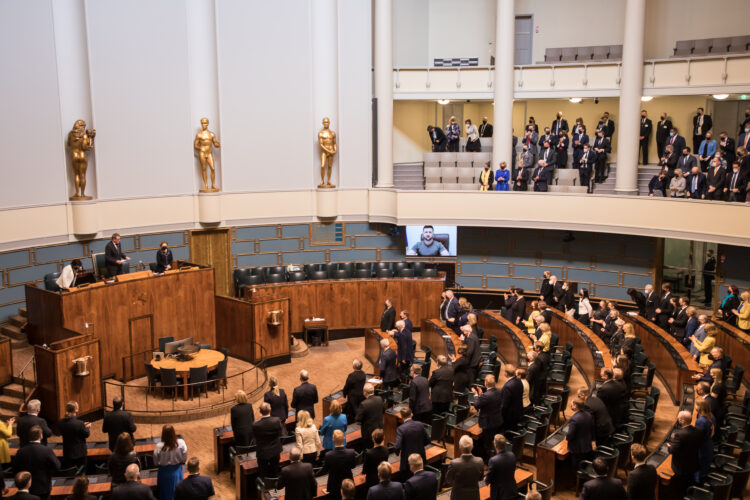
xmin=405 ymin=225 xmax=457 ymax=257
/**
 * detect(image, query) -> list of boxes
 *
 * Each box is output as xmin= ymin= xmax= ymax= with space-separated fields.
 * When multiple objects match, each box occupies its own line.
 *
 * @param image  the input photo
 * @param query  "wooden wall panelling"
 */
xmin=214 ymin=296 xmax=255 ymax=363
xmin=190 ymin=229 xmax=233 ymax=297
xmin=250 ymin=296 xmax=290 ymax=362
xmin=357 ymin=280 xmax=387 ymax=328
xmin=712 ymin=320 xmax=750 ymax=387
xmin=24 ymin=285 xmax=66 ymax=345
xmin=316 ymin=281 xmax=360 ymax=329
xmin=0 ymin=336 xmax=13 ymax=387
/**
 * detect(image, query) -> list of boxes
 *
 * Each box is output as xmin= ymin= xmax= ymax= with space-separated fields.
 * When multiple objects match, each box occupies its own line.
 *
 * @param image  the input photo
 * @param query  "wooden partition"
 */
xmin=365 ymin=329 xmax=396 ymax=376
xmin=622 ymin=314 xmax=701 ymax=404
xmin=215 ymin=297 xmax=255 ymax=362
xmin=244 ymin=276 xmax=444 ymax=333
xmin=712 ymin=319 xmax=750 ymax=387
xmin=475 ymin=310 xmax=532 ymax=367
xmin=419 ymin=319 xmax=460 ymax=360
xmin=25 ymin=267 xmax=216 ymax=380
xmin=34 ymin=337 xmax=102 ymax=422
xmin=0 ymin=336 xmax=12 ymax=387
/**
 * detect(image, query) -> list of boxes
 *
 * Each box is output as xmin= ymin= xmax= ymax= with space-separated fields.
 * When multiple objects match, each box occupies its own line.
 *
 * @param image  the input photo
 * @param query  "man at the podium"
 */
xmin=105 ymin=233 xmax=130 ymax=277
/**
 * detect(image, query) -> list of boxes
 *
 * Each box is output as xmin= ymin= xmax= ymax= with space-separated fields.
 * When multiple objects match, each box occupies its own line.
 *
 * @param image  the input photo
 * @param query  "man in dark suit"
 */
xmin=580 ymin=457 xmax=626 ymax=500
xmin=639 ymin=110 xmax=653 ymax=164
xmin=596 ymin=368 xmax=626 ymax=427
xmin=58 ymin=401 xmax=91 ymax=469
xmin=719 ymin=132 xmax=736 ymax=164
xmin=592 ymin=131 xmax=611 ymax=184
xmin=600 ymin=111 xmax=615 ymax=138
xmin=551 ymin=112 xmax=568 ymax=136
xmin=367 ymin=462 xmax=403 ymax=500
xmin=12 ymin=426 xmax=60 ymax=500
xmin=500 ymin=366 xmax=523 ymax=432
xmin=479 ymin=117 xmax=493 ymax=138
xmin=472 ymin=374 xmax=503 ymax=460
xmin=485 ymin=434 xmax=517 ymax=500
xmin=324 ymin=430 xmax=356 ymax=500
xmin=665 ymin=129 xmax=686 ymax=160
xmin=643 ymin=284 xmax=657 ymax=321
xmin=525 ymin=351 xmax=544 ymax=406
xmin=104 ymin=233 xmax=130 ymax=277
xmin=446 ymin=436 xmax=484 ymax=500
xmin=537 ymin=139 xmax=557 ymax=172
xmin=668 ymin=410 xmax=703 ymax=498
xmin=694 ymin=347 xmax=728 ymax=383
xmin=509 ymin=288 xmax=526 ymax=327
xmin=656 ymin=113 xmax=673 ymax=158
xmin=427 ymin=125 xmax=447 ymax=152
xmin=15 ymin=399 xmax=52 ymax=446
xmin=627 ymin=443 xmax=657 ymax=500
xmin=706 ymin=159 xmax=726 ymax=200
xmin=356 ymin=383 xmax=385 ymax=449
xmin=252 ymin=402 xmax=284 ymax=478
xmin=394 ymin=408 xmax=430 ymax=477
xmin=461 ymin=324 xmax=481 ymax=384
xmin=443 ymin=290 xmax=461 ymax=333
xmin=408 ymin=365 xmax=432 ymax=423
xmin=363 ymin=429 xmax=390 ymax=488
xmin=380 ymin=299 xmax=396 ymax=332
xmin=696 ymin=382 xmax=723 ymax=429
xmin=724 ymin=161 xmax=749 ymax=201
xmin=230 ymin=391 xmax=255 ymax=447
xmin=566 ymin=398 xmax=596 ymax=471
xmin=428 ymin=355 xmax=454 ymax=415
xmin=390 ymin=319 xmax=414 ymax=382
xmin=277 ymin=448 xmax=316 ymax=500
xmin=343 ymin=359 xmax=367 ymax=419
xmin=693 ymin=108 xmax=712 ymax=153
xmin=8 ymin=472 xmax=40 ymax=500
xmin=292 ymin=370 xmax=319 ymax=419
xmin=174 ymin=457 xmax=215 ymax=500
xmin=668 ymin=296 xmax=689 ymax=341
xmin=378 ymin=339 xmax=399 ymax=389
xmin=658 ymin=145 xmax=679 ymax=178
xmin=686 ymin=165 xmax=708 ymax=199
xmin=404 ymin=453 xmax=437 ymax=500
xmin=102 ymin=396 xmax=137 ymax=451
xmin=577 ymin=389 xmax=614 ymax=445
xmin=654 ymin=284 xmax=673 ymax=329
xmin=540 ymin=271 xmax=553 ymax=304
xmin=111 ymin=464 xmax=157 ymax=500
xmin=502 ymin=287 xmax=517 ymax=321
xmin=676 ymin=146 xmax=697 ymax=175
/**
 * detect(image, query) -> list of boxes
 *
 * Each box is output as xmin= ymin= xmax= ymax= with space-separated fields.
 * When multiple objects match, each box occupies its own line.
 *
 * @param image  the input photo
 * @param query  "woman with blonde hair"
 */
xmin=525 ymin=301 xmax=541 ymax=336
xmin=669 ymin=168 xmax=686 ymax=197
xmin=690 ymin=324 xmax=717 ymax=365
xmin=231 ymin=390 xmax=254 ymax=447
xmin=731 ymin=291 xmax=750 ymax=333
xmin=319 ymin=400 xmax=347 ymax=451
xmin=295 ymin=409 xmax=322 ymax=464
xmin=709 ymin=368 xmax=727 ymax=404
xmin=621 ymin=323 xmax=638 ymax=356
xmin=694 ymin=399 xmax=715 ymax=482
xmin=263 ymin=376 xmax=289 ymax=422
xmin=533 ymin=323 xmax=552 ymax=352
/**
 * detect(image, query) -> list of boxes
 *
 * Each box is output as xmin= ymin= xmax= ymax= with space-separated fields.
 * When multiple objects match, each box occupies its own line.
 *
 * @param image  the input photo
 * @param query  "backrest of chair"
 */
xmin=441 ymin=167 xmax=458 ymax=182
xmin=560 ymin=47 xmax=577 ymax=62
xmin=693 ymin=38 xmax=712 ymax=54
xmin=439 ymin=152 xmax=457 ymax=166
xmin=44 ymin=272 xmax=61 ymax=291
xmin=411 ymin=262 xmax=426 ymax=276
xmin=457 ymin=166 xmax=475 ymax=182
xmin=545 ymin=47 xmax=562 ymax=62
xmin=289 ymin=270 xmax=306 ymax=281
xmin=92 ymin=252 xmax=107 ymax=278
xmin=674 ymin=40 xmax=694 ymax=56
xmin=592 ymin=46 xmax=609 ymax=60
xmin=355 ymin=268 xmax=372 ymax=278
xmin=397 ymin=268 xmax=415 ymax=278
xmin=422 ymin=268 xmax=438 ymax=278
xmin=216 ymin=358 xmax=228 ymax=378
xmin=711 ymin=37 xmax=732 ymax=54
xmin=577 ymin=46 xmax=594 ymax=61
xmin=144 ymin=362 xmax=157 ymax=384
xmin=190 ymin=365 xmax=208 ymax=383
xmin=375 ymin=268 xmax=394 ymax=278
xmin=728 ymin=35 xmax=750 ymax=53
xmin=158 ymin=336 xmax=174 ymax=353
xmin=609 ymin=45 xmax=623 ymax=59
xmin=311 ymin=270 xmax=328 ymax=280
xmin=537 ymin=480 xmax=554 ymax=500
xmin=161 ymin=368 xmax=177 ymax=386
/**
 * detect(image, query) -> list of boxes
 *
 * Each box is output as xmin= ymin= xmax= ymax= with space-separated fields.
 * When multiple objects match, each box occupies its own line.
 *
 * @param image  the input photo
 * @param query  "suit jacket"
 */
xmin=292 ymin=382 xmax=319 ymax=419
xmin=667 ymin=134 xmax=686 ymax=155
xmin=394 ymin=326 xmax=414 ymax=363
xmin=409 ymin=376 xmax=432 ymax=415
xmin=724 ymin=169 xmax=749 ymax=201
xmin=445 ymin=299 xmax=461 ymax=328
xmin=720 ymin=137 xmax=736 ymax=163
xmin=644 ymin=291 xmax=657 ymax=320
xmin=640 ymin=118 xmax=652 ymax=139
xmin=112 ymin=481 xmax=157 ymax=500
xmin=367 ymin=481 xmax=404 ymax=500
xmin=526 ymin=360 xmax=545 ymax=405
xmin=503 ymin=295 xmax=516 ymax=321
xmin=479 ymin=122 xmax=493 ymax=138
xmin=579 ymin=149 xmax=596 ymax=170
xmin=486 ymin=450 xmax=518 ymax=500
xmin=12 ymin=442 xmax=61 ymax=496
xmin=551 ymin=118 xmax=569 ymax=135
xmin=381 ymin=306 xmax=396 ymax=332
xmin=538 ymin=147 xmax=557 ymax=166
xmin=15 ymin=414 xmax=52 ymax=446
xmin=231 ymin=403 xmax=255 ymax=447
xmin=540 ymin=279 xmax=553 ymax=304
xmin=429 ymin=365 xmax=454 ymax=403
xmin=566 ymin=410 xmax=595 ymax=454
xmin=58 ymin=415 xmax=90 ymax=461
xmin=379 ymin=348 xmax=398 ymax=383
xmin=677 ymin=153 xmax=697 ymax=173
xmin=325 ymin=446 xmax=356 ymax=500
xmin=584 ymin=396 xmax=615 ymax=440
xmin=174 ymin=474 xmax=215 ymax=500
xmin=404 ymin=469 xmax=437 ymax=500
xmin=343 ymin=370 xmax=367 ymax=415
xmin=597 ymin=380 xmax=627 ymax=426
xmin=278 ymin=461 xmax=317 ymax=500
xmin=102 ymin=409 xmax=137 ymax=450
xmin=363 ymin=445 xmax=390 ymax=487
xmin=357 ymin=396 xmax=385 ymax=442
xmin=104 ymin=240 xmax=127 ymax=276
xmin=501 ymin=377 xmax=524 ymax=429
xmin=429 ymin=127 xmax=446 ymax=149
xmin=155 ymin=248 xmax=173 ymax=273
xmin=627 ymin=463 xmax=658 ymax=500
xmin=532 ymin=165 xmax=552 ymax=191
xmin=509 ymin=297 xmax=526 ymax=325
xmin=264 ymin=389 xmax=289 ymax=421
xmin=693 ymin=114 xmax=712 ymax=136
xmin=395 ymin=419 xmax=429 ymax=473
xmin=667 ymin=425 xmax=703 ymax=475
xmin=580 ymin=476 xmax=626 ymax=500
xmin=686 ymin=172 xmax=707 ymax=198
xmin=446 ymin=454 xmax=485 ymax=500
xmin=474 ymin=387 xmax=503 ymax=430
xmin=7 ymin=493 xmax=41 ymax=500
xmin=252 ymin=416 xmax=284 ymax=459
xmin=671 ymin=306 xmax=688 ymax=338
xmin=707 ymin=165 xmax=726 ymax=189
xmin=656 ymin=119 xmax=673 ymax=142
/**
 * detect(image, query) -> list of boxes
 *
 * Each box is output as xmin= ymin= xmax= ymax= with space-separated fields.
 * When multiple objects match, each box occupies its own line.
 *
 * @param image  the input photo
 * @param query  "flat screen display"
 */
xmin=405 ymin=225 xmax=457 ymax=256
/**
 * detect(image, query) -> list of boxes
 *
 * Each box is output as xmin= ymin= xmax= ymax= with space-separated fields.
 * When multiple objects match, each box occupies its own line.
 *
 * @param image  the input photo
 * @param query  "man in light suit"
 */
xmin=686 ymin=166 xmax=707 ymax=199
xmin=693 ymin=107 xmax=712 ymax=153
xmin=394 ymin=407 xmax=430 ymax=477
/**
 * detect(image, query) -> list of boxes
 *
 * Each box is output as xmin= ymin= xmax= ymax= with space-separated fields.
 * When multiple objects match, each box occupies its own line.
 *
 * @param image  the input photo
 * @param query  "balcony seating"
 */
xmin=673 ymin=35 xmax=750 ymax=57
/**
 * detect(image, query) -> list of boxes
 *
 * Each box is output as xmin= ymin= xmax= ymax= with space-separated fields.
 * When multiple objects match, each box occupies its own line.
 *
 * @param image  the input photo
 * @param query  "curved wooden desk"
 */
xmin=243 ymin=276 xmax=444 ymax=334
xmin=622 ymin=314 xmax=701 ymax=404
xmin=150 ymin=349 xmax=224 ymax=400
xmin=419 ymin=318 xmax=461 ymax=360
xmin=475 ymin=310 xmax=532 ymax=367
xmin=365 ymin=328 xmax=397 ymax=376
xmin=712 ymin=319 xmax=750 ymax=387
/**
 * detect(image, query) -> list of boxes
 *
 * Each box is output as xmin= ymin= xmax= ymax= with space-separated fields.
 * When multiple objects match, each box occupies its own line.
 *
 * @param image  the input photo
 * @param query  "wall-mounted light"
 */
xmin=437 ymin=99 xmax=450 ymax=105
xmin=640 ymin=96 xmax=654 ymax=102
xmin=712 ymin=94 xmax=729 ymax=100
xmin=569 ymin=98 xmax=582 ymax=103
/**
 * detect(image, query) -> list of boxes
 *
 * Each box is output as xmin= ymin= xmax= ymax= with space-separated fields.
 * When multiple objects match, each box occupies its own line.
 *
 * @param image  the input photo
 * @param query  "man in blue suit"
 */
xmin=532 ymin=163 xmax=552 ymax=192
xmin=404 ymin=454 xmax=438 ymax=500
xmin=394 ymin=408 xmax=430 ymax=478
xmin=443 ymin=290 xmax=461 ymax=333
xmin=174 ymin=457 xmax=215 ymax=500
xmin=485 ymin=434 xmax=518 ymax=500
xmin=366 ymin=462 xmax=403 ymax=500
xmin=472 ymin=374 xmax=504 ymax=461
xmin=567 ymin=398 xmax=597 ymax=471
xmin=686 ymin=166 xmax=707 ymax=199
xmin=379 ymin=339 xmax=399 ymax=388
xmin=390 ymin=319 xmax=414 ymax=382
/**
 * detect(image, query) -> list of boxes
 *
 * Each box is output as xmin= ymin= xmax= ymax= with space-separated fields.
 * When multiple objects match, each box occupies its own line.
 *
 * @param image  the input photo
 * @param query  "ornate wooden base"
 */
xmin=199 ymin=187 xmax=220 ymax=193
xmin=69 ymin=195 xmax=93 ymax=201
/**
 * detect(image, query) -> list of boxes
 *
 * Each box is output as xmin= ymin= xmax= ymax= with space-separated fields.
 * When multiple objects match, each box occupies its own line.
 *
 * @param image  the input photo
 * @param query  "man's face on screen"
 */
xmin=422 ymin=227 xmax=434 ymax=244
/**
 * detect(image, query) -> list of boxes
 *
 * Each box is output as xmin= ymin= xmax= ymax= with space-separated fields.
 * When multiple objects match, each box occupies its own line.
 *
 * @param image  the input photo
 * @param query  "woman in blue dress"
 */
xmin=154 ymin=424 xmax=187 ymax=500
xmin=494 ymin=162 xmax=510 ymax=191
xmin=319 ymin=400 xmax=348 ymax=451
xmin=694 ymin=399 xmax=715 ymax=483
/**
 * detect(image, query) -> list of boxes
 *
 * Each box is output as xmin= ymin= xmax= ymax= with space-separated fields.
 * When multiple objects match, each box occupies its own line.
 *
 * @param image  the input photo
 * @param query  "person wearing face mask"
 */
xmin=658 ymin=145 xmax=678 ymax=178
xmin=706 ymin=158 xmax=726 ymax=200
xmin=556 ymin=130 xmax=569 ymax=169
xmin=515 ymin=146 xmax=533 ymax=191
xmin=693 ymin=107 xmax=713 ymax=154
xmin=479 ymin=116 xmax=493 ymax=137
xmin=551 ymin=112 xmax=568 ymax=136
xmin=667 ymin=127 xmax=687 ymax=156
xmin=723 ymin=161 xmax=748 ymax=202
xmin=593 ymin=129 xmax=611 ymax=183
xmin=578 ymin=143 xmax=596 ymax=192
xmin=739 ymin=124 xmax=750 ymax=154
xmin=465 ymin=119 xmax=481 ymax=152
xmin=540 ymin=127 xmax=556 ymax=150
xmin=598 ymin=111 xmax=615 ymax=138
xmin=639 ymin=110 xmax=652 ymax=164
xmin=446 ymin=116 xmax=460 ymax=152
xmin=572 ymin=117 xmax=585 ymax=136
xmin=572 ymin=125 xmax=589 ymax=166
xmin=698 ymin=132 xmax=717 ymax=172
xmin=478 ymin=161 xmax=494 ymax=191
xmin=155 ymin=241 xmax=174 ymax=273
xmin=738 ymin=146 xmax=750 ymax=176
xmin=494 ymin=162 xmax=510 ymax=191
xmin=523 ymin=126 xmax=539 ymax=160
xmin=656 ymin=112 xmax=673 ymax=159
xmin=686 ymin=166 xmax=707 ymax=200
xmin=718 ymin=131 xmax=735 ymax=165
xmin=677 ymin=146 xmax=697 ymax=174
xmin=527 ymin=116 xmax=539 ymax=134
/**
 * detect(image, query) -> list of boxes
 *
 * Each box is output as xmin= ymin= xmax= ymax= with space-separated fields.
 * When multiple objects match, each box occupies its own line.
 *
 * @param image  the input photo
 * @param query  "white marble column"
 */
xmin=374 ymin=0 xmax=393 ymax=188
xmin=614 ymin=0 xmax=646 ymax=195
xmin=492 ymin=0 xmax=515 ymax=168
xmin=312 ymin=0 xmax=339 ymax=188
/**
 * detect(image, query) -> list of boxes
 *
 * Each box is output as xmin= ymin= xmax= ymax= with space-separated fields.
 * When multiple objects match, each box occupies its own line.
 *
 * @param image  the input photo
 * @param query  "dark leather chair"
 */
xmin=189 ymin=365 xmax=208 ymax=399
xmin=311 ymin=270 xmax=328 ymax=280
xmin=397 ymin=268 xmax=415 ymax=277
xmin=265 ymin=272 xmax=285 ymax=283
xmin=263 ymin=266 xmax=286 ymax=282
xmin=330 ymin=268 xmax=348 ymax=279
xmin=422 ymin=268 xmax=438 ymax=278
xmin=288 ymin=271 xmax=306 ymax=281
xmin=355 ymin=262 xmax=373 ymax=274
xmin=355 ymin=268 xmax=372 ymax=278
xmin=209 ymin=357 xmax=228 ymax=392
xmin=391 ymin=262 xmax=409 ymax=273
xmin=144 ymin=362 xmax=161 ymax=395
xmin=304 ymin=263 xmax=327 ymax=278
xmin=44 ymin=272 xmax=61 ymax=291
xmin=373 ymin=262 xmax=390 ymax=271
xmin=160 ymin=368 xmax=179 ymax=400
xmin=411 ymin=262 xmax=426 ymax=276
xmin=148 ymin=263 xmax=158 ymax=273
xmin=375 ymin=268 xmax=394 ymax=278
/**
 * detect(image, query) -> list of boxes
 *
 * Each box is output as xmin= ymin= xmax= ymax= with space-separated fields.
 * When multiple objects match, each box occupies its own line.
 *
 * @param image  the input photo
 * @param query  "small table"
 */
xmin=303 ymin=319 xmax=329 ymax=346
xmin=150 ymin=349 xmax=224 ymax=400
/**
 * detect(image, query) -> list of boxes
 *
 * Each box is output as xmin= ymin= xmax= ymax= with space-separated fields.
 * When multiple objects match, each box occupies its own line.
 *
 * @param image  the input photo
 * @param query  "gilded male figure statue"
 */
xmin=318 ymin=117 xmax=337 ymax=188
xmin=68 ymin=120 xmax=96 ymax=200
xmin=194 ymin=117 xmax=221 ymax=192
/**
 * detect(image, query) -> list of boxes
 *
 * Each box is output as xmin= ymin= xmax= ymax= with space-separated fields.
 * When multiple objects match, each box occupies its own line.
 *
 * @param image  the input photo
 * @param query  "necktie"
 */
xmin=732 ymin=172 xmax=738 ymax=189
xmin=693 ymin=176 xmax=697 ymax=191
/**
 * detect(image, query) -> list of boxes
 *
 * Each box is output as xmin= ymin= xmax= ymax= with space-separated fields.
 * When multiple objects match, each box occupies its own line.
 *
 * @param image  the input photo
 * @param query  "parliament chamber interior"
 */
xmin=1 ymin=1 xmax=750 ymax=499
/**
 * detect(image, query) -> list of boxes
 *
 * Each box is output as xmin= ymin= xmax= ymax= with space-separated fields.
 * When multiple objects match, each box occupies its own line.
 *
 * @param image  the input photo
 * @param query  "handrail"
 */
xmin=18 ymin=354 xmax=35 ymax=403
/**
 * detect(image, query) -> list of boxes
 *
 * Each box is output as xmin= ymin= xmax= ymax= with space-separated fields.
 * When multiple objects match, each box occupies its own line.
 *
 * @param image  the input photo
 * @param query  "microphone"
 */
xmin=138 ymin=260 xmax=144 ymax=271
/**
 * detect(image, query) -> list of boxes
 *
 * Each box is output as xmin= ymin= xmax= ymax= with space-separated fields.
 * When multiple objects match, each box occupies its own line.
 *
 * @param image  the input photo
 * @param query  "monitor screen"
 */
xmin=405 ymin=225 xmax=457 ymax=256
xmin=164 ymin=337 xmax=194 ymax=355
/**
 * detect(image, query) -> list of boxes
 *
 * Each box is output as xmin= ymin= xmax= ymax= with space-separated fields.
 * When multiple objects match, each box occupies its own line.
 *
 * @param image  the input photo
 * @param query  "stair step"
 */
xmin=0 ymin=394 xmax=23 ymax=411
xmin=0 ymin=407 xmax=18 ymax=419
xmin=1 ymin=324 xmax=26 ymax=341
xmin=12 ymin=376 xmax=36 ymax=388
xmin=1 ymin=334 xmax=29 ymax=348
xmin=18 ymin=306 xmax=27 ymax=317
xmin=8 ymin=315 xmax=26 ymax=328
xmin=2 ymin=383 xmax=27 ymax=399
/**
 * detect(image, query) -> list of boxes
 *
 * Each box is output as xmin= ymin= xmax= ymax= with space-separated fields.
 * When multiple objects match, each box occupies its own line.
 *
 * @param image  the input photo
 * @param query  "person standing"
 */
xmin=58 ymin=401 xmax=91 ymax=469
xmin=566 ymin=399 xmax=596 ymax=471
xmin=479 ymin=161 xmax=494 ymax=191
xmin=103 ymin=397 xmax=136 ymax=452
xmin=639 ymin=110 xmax=653 ymax=164
xmin=390 ymin=320 xmax=414 ymax=382
xmin=324 ymin=430 xmax=356 ymax=500
xmin=429 ymin=355 xmax=454 ymax=415
xmin=342 ymin=359 xmax=367 ymax=419
xmin=108 ymin=433 xmax=140 ymax=485
xmin=694 ymin=400 xmax=715 ymax=483
xmin=471 ymin=375 xmax=503 ymax=461
xmin=153 ymin=425 xmax=187 ymax=500
xmin=252 ymin=403 xmax=285 ymax=478
xmin=702 ymin=250 xmax=716 ymax=306
xmin=15 ymin=399 xmax=52 ymax=447
xmin=111 ymin=464 xmax=157 ymax=500
xmin=656 ymin=112 xmax=673 ymax=159
xmin=363 ymin=429 xmax=390 ymax=488
xmin=104 ymin=233 xmax=130 ymax=277
xmin=277 ymin=447 xmax=317 ymax=500
xmin=230 ymin=390 xmax=255 ymax=447
xmin=592 ymin=130 xmax=611 ymax=184
xmin=667 ymin=411 xmax=703 ymax=498
xmin=427 ymin=126 xmax=446 ymax=152
xmin=485 ymin=434 xmax=517 ymax=500
xmin=479 ymin=117 xmax=493 ymax=138
xmin=292 ymin=370 xmax=319 ymax=420
xmin=356 ymin=384 xmax=385 ymax=450
xmin=408 ymin=365 xmax=432 ymax=424
xmin=693 ymin=107 xmax=712 ymax=154
xmin=579 ymin=457 xmax=626 ymax=500
xmin=446 ymin=436 xmax=484 ymax=500
xmin=500 ymin=365 xmax=524 ymax=432
xmin=380 ymin=299 xmax=396 ymax=332
xmin=465 ymin=120 xmax=481 ymax=152
xmin=551 ymin=112 xmax=568 ymax=136
xmin=295 ymin=410 xmax=323 ymax=464
xmin=404 ymin=453 xmax=438 ymax=500
xmin=394 ymin=408 xmax=430 ymax=478
xmin=494 ymin=162 xmax=510 ymax=191
xmin=319 ymin=401 xmax=348 ymax=452
xmin=13 ymin=425 xmax=60 ymax=500
xmin=263 ymin=377 xmax=289 ymax=422
xmin=627 ymin=444 xmax=657 ymax=500
xmin=378 ymin=339 xmax=399 ymax=389
xmin=446 ymin=116 xmax=460 ymax=152
xmin=155 ymin=241 xmax=174 ymax=273
xmin=366 ymin=462 xmax=403 ymax=500
xmin=8 ymin=471 xmax=41 ymax=500
xmin=174 ymin=457 xmax=215 ymax=500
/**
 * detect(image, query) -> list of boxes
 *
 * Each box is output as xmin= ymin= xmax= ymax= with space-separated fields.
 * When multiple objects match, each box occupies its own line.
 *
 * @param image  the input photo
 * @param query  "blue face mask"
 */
xmin=669 ymin=132 xmax=675 ymax=137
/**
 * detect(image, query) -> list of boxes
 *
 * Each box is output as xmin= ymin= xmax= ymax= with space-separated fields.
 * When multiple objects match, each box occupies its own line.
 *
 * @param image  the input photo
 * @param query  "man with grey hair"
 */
xmin=292 ymin=369 xmax=319 ymax=419
xmin=112 ymin=463 xmax=156 ymax=500
xmin=429 ymin=355 xmax=454 ymax=415
xmin=644 ymin=284 xmax=657 ymax=321
xmin=390 ymin=318 xmax=414 ymax=382
xmin=404 ymin=453 xmax=438 ymax=500
xmin=343 ymin=358 xmax=367 ymax=419
xmin=356 ymin=383 xmax=384 ymax=449
xmin=689 ymin=315 xmax=709 ymax=358
xmin=16 ymin=398 xmax=52 ymax=446
xmin=278 ymin=446 xmax=317 ymax=500
xmin=379 ymin=338 xmax=398 ymax=388
xmin=667 ymin=410 xmax=702 ymax=499
xmin=447 ymin=435 xmax=484 ymax=500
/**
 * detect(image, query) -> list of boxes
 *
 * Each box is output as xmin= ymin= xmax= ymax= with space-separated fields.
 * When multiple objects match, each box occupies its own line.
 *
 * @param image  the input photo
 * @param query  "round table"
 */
xmin=150 ymin=349 xmax=224 ymax=400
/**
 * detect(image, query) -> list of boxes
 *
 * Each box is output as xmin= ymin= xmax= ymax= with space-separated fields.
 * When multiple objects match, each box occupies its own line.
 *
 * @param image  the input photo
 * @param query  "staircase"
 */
xmin=394 ymin=162 xmax=424 ymax=190
xmin=1 ymin=305 xmax=28 ymax=348
xmin=591 ymin=163 xmax=661 ymax=196
xmin=0 ymin=377 xmax=33 ymax=419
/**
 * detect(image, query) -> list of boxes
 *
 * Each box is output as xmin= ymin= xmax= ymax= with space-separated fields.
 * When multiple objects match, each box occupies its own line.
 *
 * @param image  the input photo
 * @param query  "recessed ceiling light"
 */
xmin=437 ymin=99 xmax=450 ymax=105
xmin=569 ymin=98 xmax=582 ymax=103
xmin=640 ymin=96 xmax=654 ymax=102
xmin=712 ymin=94 xmax=729 ymax=100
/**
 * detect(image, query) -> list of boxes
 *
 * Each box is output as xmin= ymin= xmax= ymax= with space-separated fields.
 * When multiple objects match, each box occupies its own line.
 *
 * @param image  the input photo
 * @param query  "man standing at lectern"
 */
xmin=105 ymin=233 xmax=130 ymax=277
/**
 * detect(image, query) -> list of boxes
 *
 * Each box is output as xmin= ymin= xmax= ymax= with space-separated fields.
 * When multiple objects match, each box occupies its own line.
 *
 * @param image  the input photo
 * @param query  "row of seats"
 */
xmin=673 ymin=35 xmax=750 ymax=57
xmin=423 ymin=152 xmax=491 ymax=169
xmin=424 ymin=166 xmax=587 ymax=191
xmin=544 ymin=45 xmax=623 ymax=63
xmin=233 ymin=261 xmax=439 ymax=290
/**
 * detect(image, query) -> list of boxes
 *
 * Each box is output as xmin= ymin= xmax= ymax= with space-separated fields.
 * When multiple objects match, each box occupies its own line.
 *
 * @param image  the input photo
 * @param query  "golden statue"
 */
xmin=67 ymin=120 xmax=96 ymax=200
xmin=318 ymin=117 xmax=337 ymax=188
xmin=194 ymin=117 xmax=221 ymax=192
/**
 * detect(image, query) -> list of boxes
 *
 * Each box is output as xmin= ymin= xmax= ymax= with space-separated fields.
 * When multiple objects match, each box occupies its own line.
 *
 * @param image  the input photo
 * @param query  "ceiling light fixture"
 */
xmin=437 ymin=99 xmax=450 ymax=105
xmin=640 ymin=96 xmax=654 ymax=102
xmin=712 ymin=94 xmax=729 ymax=100
xmin=569 ymin=97 xmax=582 ymax=103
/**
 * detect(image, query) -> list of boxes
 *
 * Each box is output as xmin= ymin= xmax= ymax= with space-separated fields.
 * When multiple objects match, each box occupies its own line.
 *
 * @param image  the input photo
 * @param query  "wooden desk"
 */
xmin=475 ymin=310 xmax=532 ymax=367
xmin=711 ymin=319 xmax=750 ymax=387
xmin=0 ymin=336 xmax=12 ymax=387
xmin=9 ymin=436 xmax=161 ymax=459
xmin=150 ymin=349 xmax=224 ymax=400
xmin=213 ymin=413 xmax=297 ymax=473
xmin=303 ymin=319 xmax=329 ymax=346
xmin=366 ymin=328 xmax=397 ymax=376
xmin=451 ymin=414 xmax=481 ymax=459
xmin=419 ymin=319 xmax=461 ymax=360
xmin=622 ymin=314 xmax=701 ymax=404
xmin=536 ymin=422 xmax=571 ymax=488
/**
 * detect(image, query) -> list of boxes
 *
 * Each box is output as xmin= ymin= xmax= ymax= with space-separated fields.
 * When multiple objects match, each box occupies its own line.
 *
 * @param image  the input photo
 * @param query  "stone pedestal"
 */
xmin=198 ymin=192 xmax=221 ymax=224
xmin=71 ymin=200 xmax=99 ymax=236
xmin=316 ymin=188 xmax=338 ymax=219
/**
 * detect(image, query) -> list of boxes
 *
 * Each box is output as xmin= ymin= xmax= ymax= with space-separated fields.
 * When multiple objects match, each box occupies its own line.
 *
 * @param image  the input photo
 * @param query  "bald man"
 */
xmin=667 ymin=410 xmax=702 ymax=498
xmin=292 ymin=369 xmax=319 ymax=419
